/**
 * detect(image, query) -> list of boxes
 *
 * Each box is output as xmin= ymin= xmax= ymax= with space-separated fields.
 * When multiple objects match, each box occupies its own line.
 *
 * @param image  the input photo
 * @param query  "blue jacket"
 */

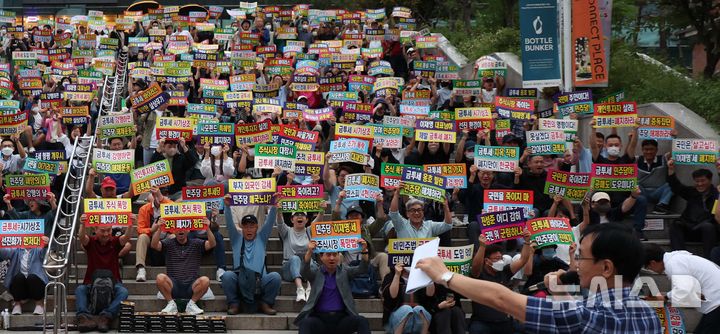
xmin=225 ymin=206 xmax=276 ymax=274
xmin=0 ymin=247 xmax=49 ymax=289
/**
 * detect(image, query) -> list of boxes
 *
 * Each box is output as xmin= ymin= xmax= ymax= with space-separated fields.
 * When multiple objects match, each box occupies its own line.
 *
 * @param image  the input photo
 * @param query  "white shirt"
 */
xmin=20 ymin=249 xmax=30 ymax=276
xmin=149 ymin=109 xmax=164 ymax=149
xmin=663 ymin=251 xmax=720 ymax=314
xmin=556 ymin=225 xmax=581 ymax=265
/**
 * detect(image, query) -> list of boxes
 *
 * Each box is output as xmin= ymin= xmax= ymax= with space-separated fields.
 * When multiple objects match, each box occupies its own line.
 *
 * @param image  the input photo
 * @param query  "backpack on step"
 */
xmin=89 ymin=269 xmax=115 ymax=315
xmin=349 ymin=257 xmax=379 ymax=298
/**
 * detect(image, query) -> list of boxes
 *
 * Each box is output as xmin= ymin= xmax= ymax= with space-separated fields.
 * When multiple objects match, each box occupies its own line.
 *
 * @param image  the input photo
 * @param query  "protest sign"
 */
xmin=475 ymin=56 xmax=507 ymax=79
xmin=590 ymin=164 xmax=638 ymax=192
xmin=638 ymin=116 xmax=675 ymax=141
xmin=554 ymin=90 xmax=593 ymax=116
xmin=380 ymin=163 xmax=420 ymax=189
xmin=310 ymin=220 xmax=362 ymax=252
xmin=97 ymin=114 xmax=136 ymax=139
xmin=526 ymin=130 xmax=566 ymax=155
xmin=424 ymin=164 xmax=467 ymax=189
xmin=455 ymin=107 xmax=493 ymax=130
xmin=130 ymin=159 xmax=174 ymax=195
xmin=538 ymin=118 xmax=578 ymax=142
xmin=593 ymin=102 xmax=638 ymax=128
xmin=399 ymin=104 xmax=430 ymax=117
xmin=274 ymin=125 xmax=318 ymax=151
xmin=654 ymin=306 xmax=686 ymax=334
xmin=415 ymin=119 xmax=456 ymax=143
xmin=278 ymin=184 xmax=325 ymax=212
xmin=29 ymin=150 xmax=67 ymax=174
xmin=478 ymin=208 xmax=527 ymax=244
xmin=671 ymin=139 xmax=718 ymax=165
xmin=235 ymin=120 xmax=273 ymax=146
xmin=367 ymin=124 xmax=403 ymax=149
xmin=160 ymin=202 xmax=208 ymax=232
xmin=526 ymin=217 xmax=574 ymax=248
xmin=195 ymin=122 xmax=234 ymax=146
xmin=130 ymin=83 xmax=170 ymax=113
xmin=544 ymin=170 xmax=591 ymax=201
xmin=0 ymin=111 xmax=28 ymax=135
xmin=254 ymin=144 xmax=297 ymax=171
xmin=344 ymin=173 xmax=382 ymax=202
xmin=303 ymin=107 xmax=335 ymax=122
xmin=92 ymin=149 xmax=134 ymax=174
xmin=495 ymin=97 xmax=534 ymax=120
xmin=384 ymin=115 xmax=415 ymax=137
xmin=227 ymin=178 xmax=276 ymax=206
xmin=452 ymin=80 xmax=482 ymax=96
xmin=400 ymin=168 xmax=446 ymax=202
xmin=483 ymin=189 xmax=534 ymax=216
xmin=83 ymin=199 xmax=132 ymax=226
xmin=598 ymin=90 xmax=625 ymax=104
xmin=506 ymin=88 xmax=538 ymax=98
xmin=155 ymin=117 xmax=195 ymax=141
xmin=335 ymin=123 xmax=374 ymax=141
xmin=328 ymin=138 xmax=370 ymax=165
xmin=182 ymin=184 xmax=225 ymax=211
xmin=23 ymin=158 xmax=60 ymax=175
xmin=5 ymin=174 xmax=50 ymax=200
xmin=294 ymin=151 xmax=324 ymax=176
xmin=387 ymin=238 xmax=434 ymax=266
xmin=473 ymin=146 xmax=520 ymax=172
xmin=0 ymin=219 xmax=45 ymax=248
xmin=438 ymin=245 xmax=475 ymax=276
xmin=342 ymin=102 xmax=373 ymax=123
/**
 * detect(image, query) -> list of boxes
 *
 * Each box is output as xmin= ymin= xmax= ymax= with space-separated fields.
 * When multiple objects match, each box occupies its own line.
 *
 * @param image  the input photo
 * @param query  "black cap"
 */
xmin=502 ymin=134 xmax=522 ymax=145
xmin=346 ymin=205 xmax=365 ymax=218
xmin=241 ymin=214 xmax=258 ymax=225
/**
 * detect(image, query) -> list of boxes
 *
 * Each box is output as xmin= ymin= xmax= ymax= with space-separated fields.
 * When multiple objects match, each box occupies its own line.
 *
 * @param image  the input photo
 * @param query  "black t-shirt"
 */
xmin=472 ymin=264 xmax=514 ymax=322
xmin=523 ymin=255 xmax=569 ymax=291
xmin=516 ymin=169 xmax=553 ymax=213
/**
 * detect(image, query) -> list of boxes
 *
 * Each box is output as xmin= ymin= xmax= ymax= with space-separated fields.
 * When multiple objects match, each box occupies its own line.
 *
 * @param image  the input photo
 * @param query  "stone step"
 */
xmin=72 ymin=265 xmax=280 ymax=280
xmin=63 ymin=281 xmax=324 ymax=297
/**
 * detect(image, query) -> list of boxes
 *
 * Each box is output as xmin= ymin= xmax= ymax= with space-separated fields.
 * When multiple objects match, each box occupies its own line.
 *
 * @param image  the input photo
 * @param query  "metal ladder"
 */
xmin=42 ymin=48 xmax=128 ymax=333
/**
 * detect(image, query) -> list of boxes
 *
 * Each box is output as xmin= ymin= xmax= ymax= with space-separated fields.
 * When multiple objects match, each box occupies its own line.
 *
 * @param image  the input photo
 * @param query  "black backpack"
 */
xmin=89 ymin=269 xmax=115 ymax=315
xmin=349 ymin=256 xmax=379 ymax=298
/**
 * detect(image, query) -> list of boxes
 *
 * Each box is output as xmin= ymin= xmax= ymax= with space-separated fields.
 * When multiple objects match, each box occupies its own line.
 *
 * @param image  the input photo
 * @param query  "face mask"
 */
xmin=541 ymin=248 xmax=556 ymax=259
xmin=465 ymin=152 xmax=474 ymax=160
xmin=1 ymin=147 xmax=13 ymax=156
xmin=302 ymin=24 xmax=309 ymax=30
xmin=607 ymin=146 xmax=621 ymax=157
xmin=594 ymin=202 xmax=611 ymax=214
xmin=312 ymin=31 xmax=318 ymax=36
xmin=491 ymin=260 xmax=505 ymax=271
xmin=265 ymin=24 xmax=271 ymax=30
xmin=165 ymin=148 xmax=177 ymax=157
xmin=210 ymin=146 xmax=221 ymax=156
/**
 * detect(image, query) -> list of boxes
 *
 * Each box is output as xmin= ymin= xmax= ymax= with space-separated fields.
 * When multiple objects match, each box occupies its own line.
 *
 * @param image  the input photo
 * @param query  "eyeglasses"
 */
xmin=407 ymin=208 xmax=423 ymax=214
xmin=573 ymin=254 xmax=595 ymax=262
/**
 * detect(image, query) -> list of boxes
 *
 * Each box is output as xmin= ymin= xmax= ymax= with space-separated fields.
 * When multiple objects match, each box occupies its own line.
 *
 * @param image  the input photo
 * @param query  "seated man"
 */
xmin=388 ymin=184 xmax=453 ymax=239
xmin=294 ymin=239 xmax=370 ymax=334
xmin=75 ymin=223 xmax=132 ymax=333
xmin=667 ymin=160 xmax=720 ymax=258
xmin=151 ymin=217 xmax=215 ymax=315
xmin=221 ymin=195 xmax=281 ymax=315
xmin=637 ymin=139 xmax=673 ymax=214
xmin=134 ymin=187 xmax=171 ymax=282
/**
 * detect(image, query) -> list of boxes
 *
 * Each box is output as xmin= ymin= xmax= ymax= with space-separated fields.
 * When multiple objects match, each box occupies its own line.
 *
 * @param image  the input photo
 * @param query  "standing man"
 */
xmin=294 ymin=239 xmax=370 ymax=334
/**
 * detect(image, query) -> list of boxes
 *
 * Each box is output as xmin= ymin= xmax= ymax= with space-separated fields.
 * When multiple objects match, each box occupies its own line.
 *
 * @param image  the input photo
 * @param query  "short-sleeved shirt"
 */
xmin=161 ymin=238 xmax=205 ymax=283
xmin=388 ymin=211 xmax=452 ymax=239
xmin=83 ymin=236 xmax=122 ymax=284
xmin=472 ymin=264 xmax=513 ymax=322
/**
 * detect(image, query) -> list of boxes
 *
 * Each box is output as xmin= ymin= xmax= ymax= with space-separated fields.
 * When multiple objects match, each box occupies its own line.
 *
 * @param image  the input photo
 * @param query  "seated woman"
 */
xmin=0 ymin=236 xmax=50 ymax=315
xmin=382 ymin=262 xmax=435 ymax=334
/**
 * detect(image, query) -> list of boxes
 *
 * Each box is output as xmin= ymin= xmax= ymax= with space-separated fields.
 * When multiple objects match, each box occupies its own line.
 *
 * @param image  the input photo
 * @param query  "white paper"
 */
xmin=405 ymin=237 xmax=440 ymax=294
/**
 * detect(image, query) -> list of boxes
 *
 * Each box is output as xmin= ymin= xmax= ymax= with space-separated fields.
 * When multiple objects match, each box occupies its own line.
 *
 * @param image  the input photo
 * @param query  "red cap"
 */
xmin=101 ymin=176 xmax=117 ymax=189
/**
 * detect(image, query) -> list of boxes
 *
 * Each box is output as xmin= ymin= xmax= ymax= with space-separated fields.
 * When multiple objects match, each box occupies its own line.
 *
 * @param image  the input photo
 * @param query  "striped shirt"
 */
xmin=161 ymin=238 xmax=205 ymax=283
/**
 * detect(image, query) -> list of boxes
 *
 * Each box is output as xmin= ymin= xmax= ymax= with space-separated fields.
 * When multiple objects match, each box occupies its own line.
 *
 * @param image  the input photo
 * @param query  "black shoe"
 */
xmin=652 ymin=204 xmax=670 ymax=215
xmin=76 ymin=314 xmax=97 ymax=333
xmin=637 ymin=231 xmax=648 ymax=241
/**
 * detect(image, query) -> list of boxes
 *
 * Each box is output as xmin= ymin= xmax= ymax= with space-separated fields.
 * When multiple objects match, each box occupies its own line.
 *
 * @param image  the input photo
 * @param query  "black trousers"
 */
xmin=669 ymin=219 xmax=718 ymax=258
xmin=433 ymin=306 xmax=467 ymax=334
xmin=298 ymin=312 xmax=370 ymax=334
xmin=9 ymin=273 xmax=45 ymax=301
xmin=695 ymin=305 xmax=720 ymax=334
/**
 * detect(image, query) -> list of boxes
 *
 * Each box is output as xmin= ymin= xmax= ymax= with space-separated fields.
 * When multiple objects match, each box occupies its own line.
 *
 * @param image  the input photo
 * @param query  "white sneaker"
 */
xmin=28 ymin=147 xmax=35 ymax=153
xmin=136 ymin=267 xmax=146 ymax=282
xmin=184 ymin=300 xmax=204 ymax=315
xmin=295 ymin=287 xmax=306 ymax=302
xmin=33 ymin=304 xmax=44 ymax=315
xmin=305 ymin=282 xmax=312 ymax=301
xmin=161 ymin=300 xmax=178 ymax=314
xmin=216 ymin=268 xmax=226 ymax=282
xmin=11 ymin=303 xmax=21 ymax=315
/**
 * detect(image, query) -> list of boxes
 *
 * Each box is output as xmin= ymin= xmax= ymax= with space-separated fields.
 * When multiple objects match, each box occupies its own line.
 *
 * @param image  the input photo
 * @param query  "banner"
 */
xmin=98 ymin=114 xmax=135 ymax=139
xmin=424 ymin=164 xmax=467 ymax=189
xmin=519 ymin=0 xmax=562 ymax=88
xmin=415 ymin=119 xmax=456 ymax=143
xmin=495 ymin=97 xmax=534 ymax=120
xmin=538 ymin=118 xmax=578 ymax=142
xmin=0 ymin=111 xmax=28 ymax=135
xmin=83 ymin=199 xmax=132 ymax=226
xmin=455 ymin=107 xmax=493 ymax=130
xmin=5 ymin=174 xmax=50 ymax=200
xmin=655 ymin=306 xmax=686 ymax=334
xmin=155 ymin=117 xmax=195 ymax=141
xmin=310 ymin=220 xmax=362 ymax=252
xmin=182 ymin=184 xmax=225 ymax=211
xmin=93 ymin=149 xmax=134 ymax=174
xmin=235 ymin=120 xmax=273 ymax=146
xmin=278 ymin=184 xmax=325 ymax=212
xmin=328 ymin=138 xmax=370 ymax=165
xmin=130 ymin=159 xmax=175 ymax=194
xmin=294 ymin=151 xmax=324 ymax=176
xmin=526 ymin=130 xmax=566 ymax=155
xmin=130 ymin=83 xmax=170 ymax=113
xmin=0 ymin=219 xmax=45 ymax=248
xmin=303 ymin=107 xmax=335 ymax=122
xmin=438 ymin=245 xmax=474 ymax=276
xmin=254 ymin=144 xmax=297 ymax=171
xmin=388 ymin=238 xmax=434 ymax=266
xmin=593 ymin=102 xmax=637 ymax=128
xmin=572 ymin=0 xmax=608 ymax=87
xmin=29 ymin=150 xmax=67 ymax=174
xmin=368 ymin=124 xmax=403 ymax=149
xmin=473 ymin=146 xmax=520 ymax=172
xmin=274 ymin=125 xmax=319 ymax=151
xmin=478 ymin=208 xmax=527 ymax=244
xmin=335 ymin=123 xmax=374 ymax=141
xmin=554 ymin=90 xmax=593 ymax=116
xmin=23 ymin=158 xmax=59 ymax=175
xmin=483 ymin=189 xmax=534 ymax=216
xmin=400 ymin=168 xmax=446 ymax=202
xmin=228 ymin=178 xmax=276 ymax=206
xmin=671 ymin=139 xmax=718 ymax=165
xmin=344 ymin=173 xmax=382 ymax=202
xmin=527 ymin=217 xmax=574 ymax=247
xmin=160 ymin=202 xmax=208 ymax=231
xmin=638 ymin=116 xmax=675 ymax=141
xmin=544 ymin=170 xmax=591 ymax=201
xmin=590 ymin=164 xmax=638 ymax=192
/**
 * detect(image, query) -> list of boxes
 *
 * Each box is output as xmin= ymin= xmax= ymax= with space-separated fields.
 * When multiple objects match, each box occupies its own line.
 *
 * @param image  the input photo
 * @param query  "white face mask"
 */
xmin=302 ymin=24 xmax=309 ymax=30
xmin=210 ymin=146 xmax=221 ymax=157
xmin=1 ymin=147 xmax=13 ymax=156
xmin=491 ymin=260 xmax=505 ymax=271
xmin=607 ymin=146 xmax=621 ymax=157
xmin=465 ymin=152 xmax=474 ymax=160
xmin=265 ymin=24 xmax=271 ymax=30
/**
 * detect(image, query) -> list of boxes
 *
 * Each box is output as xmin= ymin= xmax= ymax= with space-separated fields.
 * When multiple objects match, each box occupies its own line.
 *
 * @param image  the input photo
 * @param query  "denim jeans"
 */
xmin=281 ymin=255 xmax=302 ymax=282
xmin=142 ymin=148 xmax=156 ymax=166
xmin=220 ymin=270 xmax=280 ymax=309
xmin=386 ymin=305 xmax=431 ymax=334
xmin=632 ymin=195 xmax=649 ymax=232
xmin=640 ymin=183 xmax=673 ymax=206
xmin=75 ymin=283 xmax=129 ymax=318
xmin=189 ymin=230 xmax=226 ymax=270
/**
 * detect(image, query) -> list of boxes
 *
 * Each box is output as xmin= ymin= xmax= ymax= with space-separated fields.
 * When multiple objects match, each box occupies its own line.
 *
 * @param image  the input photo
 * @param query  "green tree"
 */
xmin=662 ymin=0 xmax=720 ymax=78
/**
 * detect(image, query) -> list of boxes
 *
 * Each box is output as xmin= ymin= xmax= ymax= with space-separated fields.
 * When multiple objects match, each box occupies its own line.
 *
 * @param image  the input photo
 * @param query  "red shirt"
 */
xmin=83 ymin=235 xmax=122 ymax=284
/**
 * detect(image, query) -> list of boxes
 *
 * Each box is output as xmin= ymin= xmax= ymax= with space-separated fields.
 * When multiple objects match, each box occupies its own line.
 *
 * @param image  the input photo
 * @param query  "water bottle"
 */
xmin=2 ymin=308 xmax=9 ymax=329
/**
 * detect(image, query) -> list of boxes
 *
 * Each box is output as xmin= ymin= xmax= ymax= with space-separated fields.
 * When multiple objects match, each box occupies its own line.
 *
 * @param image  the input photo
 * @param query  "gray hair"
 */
xmin=405 ymin=197 xmax=425 ymax=210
